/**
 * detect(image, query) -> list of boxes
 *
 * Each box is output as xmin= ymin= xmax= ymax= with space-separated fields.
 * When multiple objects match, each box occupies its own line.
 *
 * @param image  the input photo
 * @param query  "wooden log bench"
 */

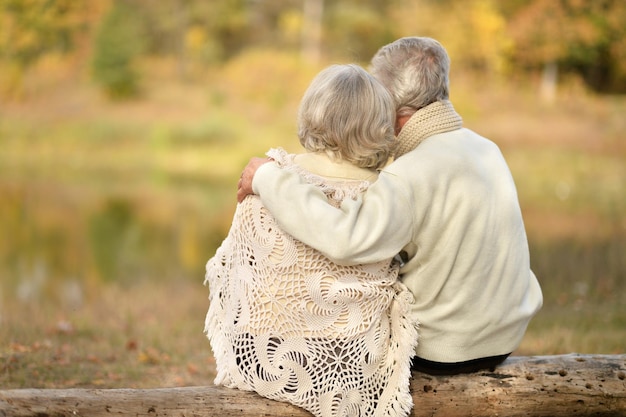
xmin=1 ymin=353 xmax=624 ymax=417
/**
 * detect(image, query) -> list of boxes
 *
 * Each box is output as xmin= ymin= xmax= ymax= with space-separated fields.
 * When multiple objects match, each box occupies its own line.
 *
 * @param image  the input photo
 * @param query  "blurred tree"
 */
xmin=130 ymin=0 xmax=190 ymax=76
xmin=91 ymin=0 xmax=145 ymax=99
xmin=0 ymin=0 xmax=89 ymax=97
xmin=248 ymin=0 xmax=300 ymax=46
xmin=386 ymin=0 xmax=511 ymax=76
xmin=192 ymin=0 xmax=253 ymax=60
xmin=301 ymin=0 xmax=323 ymax=63
xmin=508 ymin=0 xmax=626 ymax=93
xmin=325 ymin=0 xmax=393 ymax=62
xmin=88 ymin=199 xmax=138 ymax=283
xmin=220 ymin=47 xmax=319 ymax=109
xmin=122 ymin=0 xmax=253 ymax=79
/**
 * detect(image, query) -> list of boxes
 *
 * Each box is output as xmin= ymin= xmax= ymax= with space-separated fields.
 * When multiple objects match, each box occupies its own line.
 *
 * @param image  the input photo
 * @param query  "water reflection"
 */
xmin=0 ymin=181 xmax=234 ymax=304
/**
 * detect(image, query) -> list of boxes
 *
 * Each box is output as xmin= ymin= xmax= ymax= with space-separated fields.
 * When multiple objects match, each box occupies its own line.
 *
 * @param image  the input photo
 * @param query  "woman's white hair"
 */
xmin=298 ymin=64 xmax=396 ymax=170
xmin=370 ymin=37 xmax=450 ymax=115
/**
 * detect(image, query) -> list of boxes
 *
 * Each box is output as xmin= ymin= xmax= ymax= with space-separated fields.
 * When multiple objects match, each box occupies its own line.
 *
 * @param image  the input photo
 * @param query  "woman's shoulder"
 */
xmin=265 ymin=147 xmax=373 ymax=203
xmin=267 ymin=148 xmax=374 ymax=182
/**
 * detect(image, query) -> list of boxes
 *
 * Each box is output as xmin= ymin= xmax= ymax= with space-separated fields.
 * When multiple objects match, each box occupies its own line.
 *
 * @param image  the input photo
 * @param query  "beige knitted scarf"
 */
xmin=393 ymin=100 xmax=463 ymax=158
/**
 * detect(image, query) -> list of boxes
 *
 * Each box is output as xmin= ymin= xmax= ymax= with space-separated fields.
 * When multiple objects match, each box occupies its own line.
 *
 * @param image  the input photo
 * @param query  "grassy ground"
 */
xmin=1 ymin=61 xmax=624 ymax=389
xmin=1 ymin=280 xmax=215 ymax=388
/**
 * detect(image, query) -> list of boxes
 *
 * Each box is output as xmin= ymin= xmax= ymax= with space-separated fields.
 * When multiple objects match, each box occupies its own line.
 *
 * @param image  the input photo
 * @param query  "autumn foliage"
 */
xmin=1 ymin=0 xmax=626 ymax=98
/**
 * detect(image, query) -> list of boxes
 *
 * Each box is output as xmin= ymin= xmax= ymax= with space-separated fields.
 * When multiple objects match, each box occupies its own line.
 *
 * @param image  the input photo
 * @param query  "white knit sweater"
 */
xmin=252 ymin=107 xmax=543 ymax=363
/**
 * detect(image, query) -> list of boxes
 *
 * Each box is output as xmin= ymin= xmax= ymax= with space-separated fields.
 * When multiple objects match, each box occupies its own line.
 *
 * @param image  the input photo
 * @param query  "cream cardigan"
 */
xmin=205 ymin=149 xmax=419 ymax=417
xmin=252 ymin=107 xmax=543 ymax=363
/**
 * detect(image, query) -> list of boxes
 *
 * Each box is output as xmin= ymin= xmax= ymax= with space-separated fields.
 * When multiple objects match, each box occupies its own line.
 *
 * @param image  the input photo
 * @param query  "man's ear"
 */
xmin=395 ymin=114 xmax=412 ymax=135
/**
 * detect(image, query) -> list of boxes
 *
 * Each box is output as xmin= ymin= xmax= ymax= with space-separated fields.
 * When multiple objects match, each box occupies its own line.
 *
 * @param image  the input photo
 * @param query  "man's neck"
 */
xmin=394 ymin=100 xmax=463 ymax=158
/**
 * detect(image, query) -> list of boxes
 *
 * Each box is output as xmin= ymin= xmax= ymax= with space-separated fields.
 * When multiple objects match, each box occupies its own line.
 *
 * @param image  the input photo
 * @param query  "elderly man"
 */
xmin=237 ymin=37 xmax=542 ymax=375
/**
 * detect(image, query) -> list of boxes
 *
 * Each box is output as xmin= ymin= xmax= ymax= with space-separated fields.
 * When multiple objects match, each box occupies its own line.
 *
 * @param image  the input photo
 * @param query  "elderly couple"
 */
xmin=204 ymin=37 xmax=543 ymax=417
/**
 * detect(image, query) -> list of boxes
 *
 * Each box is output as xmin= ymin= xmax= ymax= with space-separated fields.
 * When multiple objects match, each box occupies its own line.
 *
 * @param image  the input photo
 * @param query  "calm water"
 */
xmin=0 ymin=178 xmax=235 ymax=303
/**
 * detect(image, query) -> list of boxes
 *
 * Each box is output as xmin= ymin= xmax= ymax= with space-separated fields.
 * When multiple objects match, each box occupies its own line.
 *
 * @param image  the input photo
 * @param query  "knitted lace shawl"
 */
xmin=394 ymin=100 xmax=463 ymax=158
xmin=204 ymin=148 xmax=418 ymax=417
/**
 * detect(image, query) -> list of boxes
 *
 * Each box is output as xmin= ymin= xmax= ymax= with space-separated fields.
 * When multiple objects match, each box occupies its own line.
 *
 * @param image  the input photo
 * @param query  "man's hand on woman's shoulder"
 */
xmin=237 ymin=157 xmax=271 ymax=203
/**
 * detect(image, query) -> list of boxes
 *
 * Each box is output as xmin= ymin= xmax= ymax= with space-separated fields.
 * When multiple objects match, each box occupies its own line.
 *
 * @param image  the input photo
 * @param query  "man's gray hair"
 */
xmin=370 ymin=37 xmax=450 ymax=115
xmin=298 ymin=64 xmax=396 ymax=170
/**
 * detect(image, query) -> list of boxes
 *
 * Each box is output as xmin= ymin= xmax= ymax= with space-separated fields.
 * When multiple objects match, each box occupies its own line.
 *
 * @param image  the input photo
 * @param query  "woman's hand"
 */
xmin=237 ymin=157 xmax=271 ymax=203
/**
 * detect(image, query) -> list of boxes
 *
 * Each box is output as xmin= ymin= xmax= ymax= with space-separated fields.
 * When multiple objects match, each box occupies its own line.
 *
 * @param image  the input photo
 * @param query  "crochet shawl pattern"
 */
xmin=204 ymin=148 xmax=418 ymax=417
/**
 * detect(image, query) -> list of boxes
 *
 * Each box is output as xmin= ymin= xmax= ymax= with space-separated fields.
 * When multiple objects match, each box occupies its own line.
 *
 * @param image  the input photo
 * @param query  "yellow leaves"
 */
xmin=278 ymin=9 xmax=303 ymax=41
xmin=0 ymin=0 xmax=91 ymax=98
xmin=463 ymin=0 xmax=511 ymax=74
xmin=0 ymin=0 xmax=88 ymax=55
xmin=185 ymin=25 xmax=207 ymax=53
xmin=390 ymin=0 xmax=512 ymax=75
xmin=137 ymin=347 xmax=170 ymax=365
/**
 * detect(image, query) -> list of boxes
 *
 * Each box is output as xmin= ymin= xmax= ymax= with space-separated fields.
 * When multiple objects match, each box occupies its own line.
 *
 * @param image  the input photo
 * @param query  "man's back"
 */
xmin=384 ymin=128 xmax=543 ymax=362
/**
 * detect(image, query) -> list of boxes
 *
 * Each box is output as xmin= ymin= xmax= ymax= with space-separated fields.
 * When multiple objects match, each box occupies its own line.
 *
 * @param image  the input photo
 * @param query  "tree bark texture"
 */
xmin=1 ymin=354 xmax=624 ymax=417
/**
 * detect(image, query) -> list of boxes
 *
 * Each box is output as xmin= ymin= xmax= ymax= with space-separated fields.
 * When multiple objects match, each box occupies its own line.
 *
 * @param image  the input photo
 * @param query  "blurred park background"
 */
xmin=1 ymin=0 xmax=625 ymax=389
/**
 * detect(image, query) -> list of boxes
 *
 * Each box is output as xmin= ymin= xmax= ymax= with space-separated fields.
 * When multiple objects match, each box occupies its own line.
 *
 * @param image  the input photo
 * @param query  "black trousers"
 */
xmin=411 ymin=353 xmax=511 ymax=375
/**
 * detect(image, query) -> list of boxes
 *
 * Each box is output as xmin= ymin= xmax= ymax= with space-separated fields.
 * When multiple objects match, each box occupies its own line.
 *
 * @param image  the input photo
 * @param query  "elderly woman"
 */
xmin=204 ymin=64 xmax=418 ymax=417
